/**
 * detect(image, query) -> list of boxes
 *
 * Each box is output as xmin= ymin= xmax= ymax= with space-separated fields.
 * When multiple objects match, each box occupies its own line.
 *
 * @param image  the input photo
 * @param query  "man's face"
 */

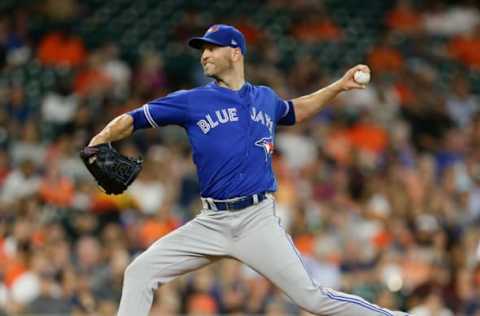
xmin=201 ymin=44 xmax=234 ymax=78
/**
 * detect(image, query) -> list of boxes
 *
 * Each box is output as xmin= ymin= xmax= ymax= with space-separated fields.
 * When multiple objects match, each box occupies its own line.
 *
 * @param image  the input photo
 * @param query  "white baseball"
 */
xmin=353 ymin=70 xmax=371 ymax=85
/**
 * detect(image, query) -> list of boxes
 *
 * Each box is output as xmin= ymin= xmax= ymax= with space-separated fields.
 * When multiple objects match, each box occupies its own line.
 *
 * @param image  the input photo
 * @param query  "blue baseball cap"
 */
xmin=188 ymin=24 xmax=247 ymax=55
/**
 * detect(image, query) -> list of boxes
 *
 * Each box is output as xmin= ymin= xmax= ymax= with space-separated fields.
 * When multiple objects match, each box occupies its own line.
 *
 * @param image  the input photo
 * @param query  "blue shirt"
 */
xmin=128 ymin=81 xmax=295 ymax=199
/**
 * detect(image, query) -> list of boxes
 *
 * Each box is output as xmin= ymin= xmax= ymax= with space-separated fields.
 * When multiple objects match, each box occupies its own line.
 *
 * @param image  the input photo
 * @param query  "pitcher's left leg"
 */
xmin=231 ymin=201 xmax=400 ymax=316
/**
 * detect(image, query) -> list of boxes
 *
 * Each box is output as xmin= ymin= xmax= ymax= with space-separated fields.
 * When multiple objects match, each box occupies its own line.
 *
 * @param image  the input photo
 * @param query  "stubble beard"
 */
xmin=203 ymin=59 xmax=233 ymax=82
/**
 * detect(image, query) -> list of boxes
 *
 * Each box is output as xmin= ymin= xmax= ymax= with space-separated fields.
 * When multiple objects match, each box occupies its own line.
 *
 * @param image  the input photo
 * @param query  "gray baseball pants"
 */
xmin=117 ymin=195 xmax=397 ymax=316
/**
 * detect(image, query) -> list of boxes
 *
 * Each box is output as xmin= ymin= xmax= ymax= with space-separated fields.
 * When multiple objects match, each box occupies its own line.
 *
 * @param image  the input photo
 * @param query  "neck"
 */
xmin=215 ymin=71 xmax=245 ymax=91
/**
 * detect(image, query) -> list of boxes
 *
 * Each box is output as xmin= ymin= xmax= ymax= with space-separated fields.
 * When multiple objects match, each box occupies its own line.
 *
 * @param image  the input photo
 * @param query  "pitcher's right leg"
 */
xmin=117 ymin=212 xmax=229 ymax=316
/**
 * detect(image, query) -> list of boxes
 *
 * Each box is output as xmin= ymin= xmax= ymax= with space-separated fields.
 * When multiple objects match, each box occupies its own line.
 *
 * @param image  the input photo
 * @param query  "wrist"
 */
xmin=89 ymin=135 xmax=107 ymax=146
xmin=329 ymin=80 xmax=345 ymax=93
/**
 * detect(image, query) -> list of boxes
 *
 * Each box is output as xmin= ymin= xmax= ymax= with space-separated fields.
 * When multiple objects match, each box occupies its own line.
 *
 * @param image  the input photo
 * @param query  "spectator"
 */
xmin=9 ymin=120 xmax=45 ymax=167
xmin=0 ymin=159 xmax=40 ymax=204
xmin=367 ymin=34 xmax=405 ymax=75
xmin=423 ymin=2 xmax=480 ymax=36
xmin=448 ymin=24 xmax=480 ymax=69
xmin=291 ymin=6 xmax=343 ymax=43
xmin=0 ymin=15 xmax=30 ymax=67
xmin=0 ymin=150 xmax=10 ymax=186
xmin=25 ymin=267 xmax=71 ymax=314
xmin=133 ymin=50 xmax=168 ymax=98
xmin=37 ymin=28 xmax=86 ymax=68
xmin=385 ymin=0 xmax=423 ymax=35
xmin=409 ymin=289 xmax=454 ymax=316
xmin=6 ymin=86 xmax=31 ymax=124
xmin=39 ymin=164 xmax=75 ymax=208
xmin=100 ymin=43 xmax=131 ymax=99
xmin=186 ymin=293 xmax=218 ymax=316
xmin=276 ymin=126 xmax=318 ymax=171
xmin=347 ymin=112 xmax=388 ymax=156
xmin=446 ymin=76 xmax=479 ymax=128
xmin=74 ymin=51 xmax=113 ymax=97
xmin=41 ymin=78 xmax=79 ymax=135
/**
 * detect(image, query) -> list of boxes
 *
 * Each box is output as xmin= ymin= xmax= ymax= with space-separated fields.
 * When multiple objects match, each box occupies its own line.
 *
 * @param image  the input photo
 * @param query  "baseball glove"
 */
xmin=80 ymin=143 xmax=143 ymax=195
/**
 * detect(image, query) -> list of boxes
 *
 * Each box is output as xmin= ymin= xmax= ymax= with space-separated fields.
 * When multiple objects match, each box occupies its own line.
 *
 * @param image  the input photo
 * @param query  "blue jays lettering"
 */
xmin=196 ymin=106 xmax=273 ymax=134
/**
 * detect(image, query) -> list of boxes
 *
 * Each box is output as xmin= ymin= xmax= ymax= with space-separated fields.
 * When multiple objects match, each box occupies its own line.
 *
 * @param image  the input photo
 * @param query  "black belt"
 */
xmin=201 ymin=192 xmax=267 ymax=211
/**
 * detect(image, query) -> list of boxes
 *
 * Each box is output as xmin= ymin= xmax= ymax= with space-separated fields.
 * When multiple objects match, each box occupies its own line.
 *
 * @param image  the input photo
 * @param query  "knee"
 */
xmin=292 ymin=295 xmax=317 ymax=313
xmin=124 ymin=256 xmax=150 ymax=285
xmin=288 ymin=286 xmax=330 ymax=314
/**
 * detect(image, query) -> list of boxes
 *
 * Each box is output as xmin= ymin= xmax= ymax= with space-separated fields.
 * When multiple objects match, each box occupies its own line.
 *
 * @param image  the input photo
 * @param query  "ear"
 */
xmin=231 ymin=47 xmax=242 ymax=62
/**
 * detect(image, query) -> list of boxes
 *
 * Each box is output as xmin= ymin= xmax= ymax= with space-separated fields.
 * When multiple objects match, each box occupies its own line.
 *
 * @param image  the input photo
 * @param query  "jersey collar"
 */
xmin=208 ymin=81 xmax=251 ymax=95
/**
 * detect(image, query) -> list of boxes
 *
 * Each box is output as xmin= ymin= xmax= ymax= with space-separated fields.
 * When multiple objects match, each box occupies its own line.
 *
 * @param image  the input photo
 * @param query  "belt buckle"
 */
xmin=207 ymin=198 xmax=219 ymax=211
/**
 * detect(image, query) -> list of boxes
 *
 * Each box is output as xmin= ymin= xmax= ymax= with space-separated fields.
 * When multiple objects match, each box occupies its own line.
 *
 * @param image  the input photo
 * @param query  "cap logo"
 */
xmin=231 ymin=39 xmax=237 ymax=46
xmin=206 ymin=25 xmax=220 ymax=34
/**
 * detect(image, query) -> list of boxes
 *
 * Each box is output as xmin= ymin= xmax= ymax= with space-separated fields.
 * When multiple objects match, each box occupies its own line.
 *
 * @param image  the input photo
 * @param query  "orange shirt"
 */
xmin=37 ymin=32 xmax=86 ymax=67
xmin=348 ymin=123 xmax=388 ymax=154
xmin=138 ymin=217 xmax=180 ymax=248
xmin=0 ymin=238 xmax=6 ymax=266
xmin=294 ymin=233 xmax=315 ymax=257
xmin=386 ymin=8 xmax=422 ymax=32
xmin=236 ymin=22 xmax=263 ymax=45
xmin=293 ymin=20 xmax=343 ymax=42
xmin=325 ymin=129 xmax=352 ymax=165
xmin=448 ymin=36 xmax=480 ymax=69
xmin=39 ymin=177 xmax=74 ymax=207
xmin=394 ymin=82 xmax=416 ymax=106
xmin=367 ymin=46 xmax=404 ymax=74
xmin=372 ymin=229 xmax=392 ymax=249
xmin=74 ymin=68 xmax=112 ymax=96
xmin=4 ymin=259 xmax=27 ymax=288
xmin=187 ymin=293 xmax=218 ymax=314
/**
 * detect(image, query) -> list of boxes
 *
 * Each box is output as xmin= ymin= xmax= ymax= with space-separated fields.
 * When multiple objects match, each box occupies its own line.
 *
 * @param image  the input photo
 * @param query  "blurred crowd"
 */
xmin=1 ymin=0 xmax=480 ymax=315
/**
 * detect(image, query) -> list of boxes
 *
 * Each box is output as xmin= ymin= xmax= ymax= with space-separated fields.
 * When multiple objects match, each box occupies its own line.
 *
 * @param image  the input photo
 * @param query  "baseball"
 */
xmin=354 ymin=70 xmax=371 ymax=85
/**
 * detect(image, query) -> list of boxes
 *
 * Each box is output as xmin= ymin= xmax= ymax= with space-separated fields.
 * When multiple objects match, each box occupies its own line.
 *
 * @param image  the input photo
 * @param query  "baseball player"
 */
xmin=88 ymin=25 xmax=410 ymax=316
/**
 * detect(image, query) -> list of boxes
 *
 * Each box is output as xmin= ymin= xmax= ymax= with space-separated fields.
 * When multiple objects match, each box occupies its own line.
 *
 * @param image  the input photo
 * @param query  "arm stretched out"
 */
xmin=88 ymin=113 xmax=134 ymax=146
xmin=292 ymin=64 xmax=370 ymax=123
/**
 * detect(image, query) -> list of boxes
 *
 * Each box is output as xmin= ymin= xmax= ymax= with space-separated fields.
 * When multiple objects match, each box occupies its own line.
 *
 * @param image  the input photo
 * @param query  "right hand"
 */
xmin=335 ymin=64 xmax=371 ymax=91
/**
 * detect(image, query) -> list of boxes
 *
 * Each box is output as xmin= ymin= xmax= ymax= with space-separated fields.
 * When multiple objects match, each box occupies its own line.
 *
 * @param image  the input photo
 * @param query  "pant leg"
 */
xmin=117 ymin=211 xmax=229 ymax=316
xmin=231 ymin=197 xmax=396 ymax=316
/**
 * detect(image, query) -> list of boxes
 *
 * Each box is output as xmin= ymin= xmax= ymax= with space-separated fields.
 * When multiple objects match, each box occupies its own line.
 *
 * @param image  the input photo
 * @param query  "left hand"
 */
xmin=79 ymin=143 xmax=143 ymax=195
xmin=336 ymin=64 xmax=371 ymax=91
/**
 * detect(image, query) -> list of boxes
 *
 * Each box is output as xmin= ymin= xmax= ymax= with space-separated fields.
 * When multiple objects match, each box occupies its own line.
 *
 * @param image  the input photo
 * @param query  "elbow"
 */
xmin=295 ymin=114 xmax=305 ymax=123
xmin=120 ymin=113 xmax=134 ymax=135
xmin=289 ymin=100 xmax=307 ymax=123
xmin=294 ymin=109 xmax=307 ymax=123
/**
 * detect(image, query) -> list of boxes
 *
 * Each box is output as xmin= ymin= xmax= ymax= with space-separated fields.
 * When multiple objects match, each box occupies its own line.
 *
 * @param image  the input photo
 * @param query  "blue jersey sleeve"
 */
xmin=273 ymin=91 xmax=295 ymax=126
xmin=127 ymin=90 xmax=190 ymax=130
